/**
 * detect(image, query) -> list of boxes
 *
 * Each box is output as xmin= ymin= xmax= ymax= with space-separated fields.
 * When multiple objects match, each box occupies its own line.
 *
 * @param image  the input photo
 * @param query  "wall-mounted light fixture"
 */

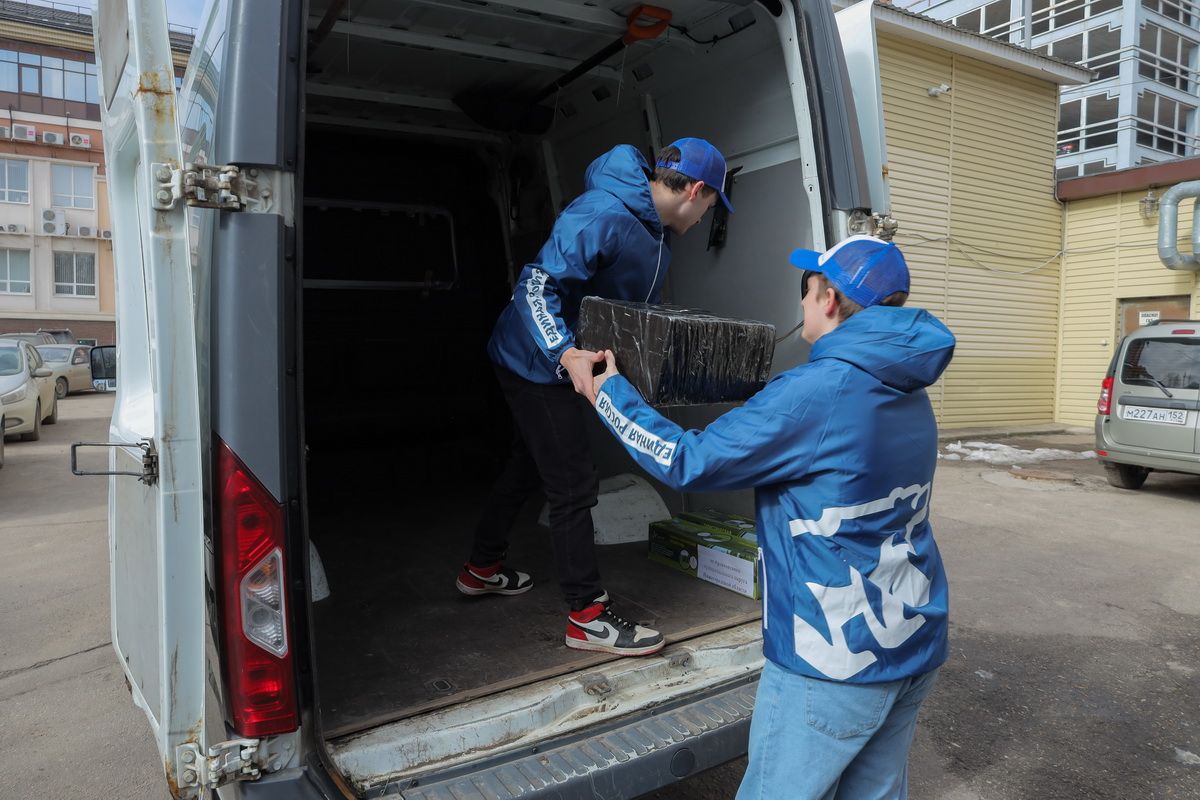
xmin=1139 ymin=188 xmax=1159 ymax=221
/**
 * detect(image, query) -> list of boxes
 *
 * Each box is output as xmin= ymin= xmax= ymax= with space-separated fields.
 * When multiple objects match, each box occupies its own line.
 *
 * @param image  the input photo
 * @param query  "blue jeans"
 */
xmin=736 ymin=660 xmax=939 ymax=800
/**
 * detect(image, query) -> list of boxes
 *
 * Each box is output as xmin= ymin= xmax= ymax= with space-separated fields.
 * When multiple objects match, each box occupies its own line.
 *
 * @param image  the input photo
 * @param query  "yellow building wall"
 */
xmin=879 ymin=34 xmax=1065 ymax=428
xmin=1057 ymin=193 xmax=1200 ymax=426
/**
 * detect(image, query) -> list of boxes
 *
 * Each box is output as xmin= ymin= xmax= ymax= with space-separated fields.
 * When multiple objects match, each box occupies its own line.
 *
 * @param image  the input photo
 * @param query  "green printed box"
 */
xmin=648 ymin=517 xmax=760 ymax=600
xmin=678 ymin=508 xmax=759 ymax=548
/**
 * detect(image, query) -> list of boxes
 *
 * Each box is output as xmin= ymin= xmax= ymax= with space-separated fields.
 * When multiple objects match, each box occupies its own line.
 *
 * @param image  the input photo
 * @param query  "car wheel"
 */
xmin=55 ymin=377 xmax=68 ymax=399
xmin=1104 ymin=462 xmax=1149 ymax=490
xmin=45 ymin=396 xmax=58 ymax=425
xmin=22 ymin=401 xmax=41 ymax=441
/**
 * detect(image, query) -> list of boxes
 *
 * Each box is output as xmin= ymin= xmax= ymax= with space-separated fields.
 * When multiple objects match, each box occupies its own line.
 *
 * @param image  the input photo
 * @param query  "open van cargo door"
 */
xmin=94 ymin=1 xmax=207 ymax=796
xmin=834 ymin=0 xmax=890 ymax=218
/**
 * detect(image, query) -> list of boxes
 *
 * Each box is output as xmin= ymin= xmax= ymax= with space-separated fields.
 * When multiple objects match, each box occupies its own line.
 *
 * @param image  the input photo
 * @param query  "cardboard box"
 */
xmin=648 ymin=517 xmax=760 ymax=600
xmin=677 ymin=508 xmax=759 ymax=548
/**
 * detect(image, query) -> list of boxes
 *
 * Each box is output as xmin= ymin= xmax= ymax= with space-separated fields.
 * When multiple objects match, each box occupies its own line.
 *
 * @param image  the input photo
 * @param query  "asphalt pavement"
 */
xmin=2 ymin=399 xmax=1197 ymax=799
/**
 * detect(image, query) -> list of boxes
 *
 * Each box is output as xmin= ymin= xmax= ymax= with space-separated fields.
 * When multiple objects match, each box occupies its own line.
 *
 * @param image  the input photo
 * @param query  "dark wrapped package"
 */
xmin=576 ymin=296 xmax=776 ymax=405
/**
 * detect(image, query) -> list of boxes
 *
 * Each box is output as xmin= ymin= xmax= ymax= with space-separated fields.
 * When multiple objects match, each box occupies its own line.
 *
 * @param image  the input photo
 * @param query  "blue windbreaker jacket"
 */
xmin=595 ymin=306 xmax=956 ymax=682
xmin=488 ymin=145 xmax=669 ymax=384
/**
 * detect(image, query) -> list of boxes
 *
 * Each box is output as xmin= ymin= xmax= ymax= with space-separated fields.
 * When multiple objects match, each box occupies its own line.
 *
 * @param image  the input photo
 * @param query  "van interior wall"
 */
xmin=545 ymin=7 xmax=817 ymax=516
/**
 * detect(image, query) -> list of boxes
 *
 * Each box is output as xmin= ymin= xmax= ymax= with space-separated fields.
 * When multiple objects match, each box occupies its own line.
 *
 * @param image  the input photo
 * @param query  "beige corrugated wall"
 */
xmin=1056 ymin=193 xmax=1200 ymax=426
xmin=879 ymin=34 xmax=1064 ymax=428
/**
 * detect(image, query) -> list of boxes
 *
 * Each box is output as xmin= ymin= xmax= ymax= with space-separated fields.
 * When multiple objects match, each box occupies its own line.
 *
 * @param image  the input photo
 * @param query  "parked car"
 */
xmin=1095 ymin=320 xmax=1200 ymax=489
xmin=0 ymin=340 xmax=58 ymax=443
xmin=36 ymin=328 xmax=77 ymax=344
xmin=36 ymin=344 xmax=93 ymax=398
xmin=0 ymin=331 xmax=57 ymax=345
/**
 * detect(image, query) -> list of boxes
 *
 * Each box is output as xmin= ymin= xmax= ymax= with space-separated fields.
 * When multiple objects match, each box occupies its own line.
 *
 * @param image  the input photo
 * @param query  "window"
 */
xmin=954 ymin=7 xmax=982 ymax=32
xmin=1082 ymin=159 xmax=1116 ymax=174
xmin=1042 ymin=27 xmax=1121 ymax=80
xmin=1057 ymin=94 xmax=1119 ymax=154
xmin=0 ymin=49 xmax=100 ymax=104
xmin=0 ymin=158 xmax=29 ymax=203
xmin=1033 ymin=0 xmax=1120 ymax=35
xmin=53 ymin=251 xmax=95 ymax=296
xmin=0 ymin=248 xmax=29 ymax=294
xmin=1136 ymin=90 xmax=1196 ymax=155
xmin=1057 ymin=165 xmax=1080 ymax=180
xmin=52 ymin=164 xmax=94 ymax=209
xmin=1122 ymin=338 xmax=1200 ymax=390
xmin=1138 ymin=23 xmax=1198 ymax=91
xmin=952 ymin=1 xmax=1011 ymax=37
xmin=1142 ymin=0 xmax=1196 ymax=28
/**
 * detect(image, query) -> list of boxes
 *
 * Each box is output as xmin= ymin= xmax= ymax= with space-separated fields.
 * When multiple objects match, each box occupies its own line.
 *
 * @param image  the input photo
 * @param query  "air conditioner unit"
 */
xmin=42 ymin=131 xmax=64 ymax=146
xmin=41 ymin=208 xmax=66 ymax=236
xmin=77 ymin=225 xmax=93 ymax=237
xmin=0 ymin=127 xmax=9 ymax=140
xmin=98 ymin=229 xmax=112 ymax=239
xmin=68 ymin=133 xmax=91 ymax=148
xmin=5 ymin=223 xmax=27 ymax=233
xmin=12 ymin=124 xmax=35 ymax=142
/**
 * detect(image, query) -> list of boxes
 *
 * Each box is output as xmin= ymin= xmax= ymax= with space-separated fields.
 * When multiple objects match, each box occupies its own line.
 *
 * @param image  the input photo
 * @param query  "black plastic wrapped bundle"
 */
xmin=576 ymin=296 xmax=776 ymax=406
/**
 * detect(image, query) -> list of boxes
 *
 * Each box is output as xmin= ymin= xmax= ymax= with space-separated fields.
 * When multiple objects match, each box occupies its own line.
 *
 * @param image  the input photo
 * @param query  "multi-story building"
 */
xmin=907 ymin=0 xmax=1200 ymax=179
xmin=0 ymin=1 xmax=190 ymax=344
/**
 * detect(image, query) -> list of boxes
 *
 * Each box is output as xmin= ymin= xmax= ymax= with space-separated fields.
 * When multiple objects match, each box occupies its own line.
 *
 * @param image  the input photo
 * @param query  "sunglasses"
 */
xmin=800 ymin=270 xmax=820 ymax=299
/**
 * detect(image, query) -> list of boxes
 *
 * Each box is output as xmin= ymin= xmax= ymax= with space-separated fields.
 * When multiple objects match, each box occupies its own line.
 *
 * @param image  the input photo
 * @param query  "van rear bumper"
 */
xmin=382 ymin=676 xmax=754 ymax=800
xmin=1095 ymin=418 xmax=1200 ymax=473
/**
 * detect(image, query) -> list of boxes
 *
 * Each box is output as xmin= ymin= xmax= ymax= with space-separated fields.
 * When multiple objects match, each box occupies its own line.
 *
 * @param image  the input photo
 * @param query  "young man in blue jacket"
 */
xmin=458 ymin=138 xmax=732 ymax=657
xmin=590 ymin=236 xmax=955 ymax=798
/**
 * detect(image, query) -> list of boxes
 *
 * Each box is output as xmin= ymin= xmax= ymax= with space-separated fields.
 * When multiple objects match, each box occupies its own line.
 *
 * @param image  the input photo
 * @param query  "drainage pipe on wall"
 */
xmin=1157 ymin=181 xmax=1200 ymax=271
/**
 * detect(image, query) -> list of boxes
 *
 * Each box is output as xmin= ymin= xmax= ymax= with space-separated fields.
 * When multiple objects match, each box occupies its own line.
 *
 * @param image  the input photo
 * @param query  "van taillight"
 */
xmin=216 ymin=439 xmax=298 ymax=737
xmin=1171 ymin=329 xmax=1196 ymax=335
xmin=1096 ymin=375 xmax=1114 ymax=416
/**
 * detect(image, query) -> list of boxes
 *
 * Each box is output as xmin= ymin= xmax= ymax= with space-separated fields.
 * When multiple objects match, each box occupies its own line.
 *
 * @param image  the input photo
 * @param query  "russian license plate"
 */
xmin=1121 ymin=405 xmax=1188 ymax=425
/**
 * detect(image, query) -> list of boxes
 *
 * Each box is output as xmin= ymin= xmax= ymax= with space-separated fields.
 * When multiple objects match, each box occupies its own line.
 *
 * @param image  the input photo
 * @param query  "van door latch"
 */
xmin=70 ymin=439 xmax=159 ymax=485
xmin=176 ymin=738 xmax=264 ymax=791
xmin=152 ymin=163 xmax=246 ymax=211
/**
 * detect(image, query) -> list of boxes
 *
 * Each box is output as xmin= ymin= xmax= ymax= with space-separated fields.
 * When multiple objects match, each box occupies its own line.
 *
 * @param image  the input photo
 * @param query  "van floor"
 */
xmin=308 ymin=486 xmax=760 ymax=739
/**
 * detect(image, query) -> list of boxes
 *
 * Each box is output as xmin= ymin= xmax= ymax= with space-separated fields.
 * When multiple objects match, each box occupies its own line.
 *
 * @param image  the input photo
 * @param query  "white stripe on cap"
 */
xmin=817 ymin=234 xmax=889 ymax=266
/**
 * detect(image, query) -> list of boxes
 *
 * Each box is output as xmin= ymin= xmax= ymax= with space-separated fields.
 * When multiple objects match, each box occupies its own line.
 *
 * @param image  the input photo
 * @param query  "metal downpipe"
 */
xmin=1157 ymin=181 xmax=1200 ymax=271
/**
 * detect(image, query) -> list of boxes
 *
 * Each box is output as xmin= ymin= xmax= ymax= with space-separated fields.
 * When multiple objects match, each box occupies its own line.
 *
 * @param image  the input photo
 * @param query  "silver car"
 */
xmin=35 ymin=344 xmax=93 ymax=399
xmin=0 ymin=340 xmax=58 ymax=445
xmin=1095 ymin=320 xmax=1200 ymax=488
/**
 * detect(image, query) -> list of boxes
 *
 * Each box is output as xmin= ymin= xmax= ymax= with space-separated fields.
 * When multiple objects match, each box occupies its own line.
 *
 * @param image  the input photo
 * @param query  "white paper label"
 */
xmin=697 ymin=546 xmax=757 ymax=599
xmin=1139 ymin=310 xmax=1160 ymax=326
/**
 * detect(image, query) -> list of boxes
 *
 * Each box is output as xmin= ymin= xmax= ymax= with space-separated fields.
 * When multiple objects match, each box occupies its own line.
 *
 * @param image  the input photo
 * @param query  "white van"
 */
xmin=91 ymin=0 xmax=889 ymax=796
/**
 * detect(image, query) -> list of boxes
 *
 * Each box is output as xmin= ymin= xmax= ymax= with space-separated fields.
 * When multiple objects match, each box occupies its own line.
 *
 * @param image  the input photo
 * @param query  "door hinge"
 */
xmin=70 ymin=439 xmax=159 ymax=485
xmin=176 ymin=738 xmax=264 ymax=791
xmin=152 ymin=163 xmax=246 ymax=211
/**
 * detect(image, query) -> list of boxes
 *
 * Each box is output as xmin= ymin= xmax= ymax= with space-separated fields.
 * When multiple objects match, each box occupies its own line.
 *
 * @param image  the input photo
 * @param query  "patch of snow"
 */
xmin=941 ymin=441 xmax=1096 ymax=466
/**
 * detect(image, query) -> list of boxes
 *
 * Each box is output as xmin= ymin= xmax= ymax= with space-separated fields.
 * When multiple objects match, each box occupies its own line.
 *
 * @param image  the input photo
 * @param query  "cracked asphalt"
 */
xmin=3 ymin=398 xmax=1197 ymax=799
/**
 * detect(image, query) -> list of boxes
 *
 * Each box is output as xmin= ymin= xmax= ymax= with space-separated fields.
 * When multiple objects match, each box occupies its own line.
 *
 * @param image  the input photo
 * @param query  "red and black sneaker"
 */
xmin=455 ymin=561 xmax=533 ymax=597
xmin=565 ymin=592 xmax=665 ymax=656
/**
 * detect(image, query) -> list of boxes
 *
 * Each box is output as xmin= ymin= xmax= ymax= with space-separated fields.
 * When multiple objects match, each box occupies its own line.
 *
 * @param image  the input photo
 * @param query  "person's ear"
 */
xmin=823 ymin=287 xmax=839 ymax=318
xmin=687 ymin=180 xmax=707 ymax=203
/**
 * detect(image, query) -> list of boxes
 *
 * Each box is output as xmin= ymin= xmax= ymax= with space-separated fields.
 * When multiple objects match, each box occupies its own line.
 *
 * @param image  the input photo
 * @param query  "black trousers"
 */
xmin=470 ymin=364 xmax=602 ymax=610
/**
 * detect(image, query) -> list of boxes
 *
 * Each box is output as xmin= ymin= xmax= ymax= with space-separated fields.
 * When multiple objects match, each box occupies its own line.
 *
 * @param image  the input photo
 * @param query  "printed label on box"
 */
xmin=697 ymin=546 xmax=757 ymax=599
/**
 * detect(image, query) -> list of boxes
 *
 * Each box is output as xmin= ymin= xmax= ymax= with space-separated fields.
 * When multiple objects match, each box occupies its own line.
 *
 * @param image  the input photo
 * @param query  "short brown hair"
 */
xmin=652 ymin=145 xmax=717 ymax=198
xmin=812 ymin=272 xmax=908 ymax=322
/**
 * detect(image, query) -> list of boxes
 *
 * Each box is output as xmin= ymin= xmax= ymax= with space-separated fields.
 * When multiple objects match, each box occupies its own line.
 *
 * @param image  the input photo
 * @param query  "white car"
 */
xmin=0 ymin=340 xmax=58 ymax=445
xmin=35 ymin=344 xmax=93 ymax=399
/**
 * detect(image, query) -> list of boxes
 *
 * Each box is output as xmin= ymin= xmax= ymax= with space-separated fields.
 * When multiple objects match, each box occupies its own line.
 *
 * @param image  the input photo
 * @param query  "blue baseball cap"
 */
xmin=656 ymin=137 xmax=734 ymax=213
xmin=789 ymin=235 xmax=910 ymax=308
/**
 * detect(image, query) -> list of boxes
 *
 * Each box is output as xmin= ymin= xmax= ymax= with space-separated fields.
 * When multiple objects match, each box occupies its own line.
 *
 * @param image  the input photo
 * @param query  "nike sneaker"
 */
xmin=565 ymin=592 xmax=665 ymax=656
xmin=456 ymin=561 xmax=533 ymax=596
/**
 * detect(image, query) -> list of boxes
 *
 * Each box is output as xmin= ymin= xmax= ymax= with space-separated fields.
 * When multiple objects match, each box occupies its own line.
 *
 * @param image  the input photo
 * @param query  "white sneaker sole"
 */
xmin=564 ymin=636 xmax=665 ymax=657
xmin=456 ymin=578 xmax=533 ymax=597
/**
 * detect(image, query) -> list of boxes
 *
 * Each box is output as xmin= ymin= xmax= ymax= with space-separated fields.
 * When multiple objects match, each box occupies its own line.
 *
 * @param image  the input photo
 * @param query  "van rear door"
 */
xmin=834 ymin=0 xmax=890 ymax=220
xmin=1110 ymin=333 xmax=1200 ymax=454
xmin=93 ymin=1 xmax=207 ymax=796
